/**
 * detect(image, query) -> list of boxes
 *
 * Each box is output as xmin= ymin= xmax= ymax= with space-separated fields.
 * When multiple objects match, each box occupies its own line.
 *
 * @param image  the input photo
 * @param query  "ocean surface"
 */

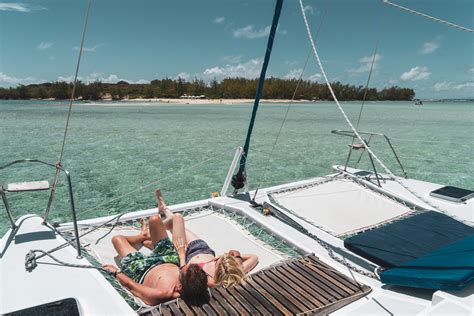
xmin=1 ymin=100 xmax=473 ymax=235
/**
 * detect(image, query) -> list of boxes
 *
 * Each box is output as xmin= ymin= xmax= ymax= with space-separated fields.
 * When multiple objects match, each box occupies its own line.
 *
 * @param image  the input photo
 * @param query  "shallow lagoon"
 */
xmin=1 ymin=100 xmax=472 ymax=235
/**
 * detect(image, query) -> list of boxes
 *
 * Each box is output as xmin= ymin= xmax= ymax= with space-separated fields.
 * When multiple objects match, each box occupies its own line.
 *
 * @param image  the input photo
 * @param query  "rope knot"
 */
xmin=25 ymin=250 xmax=37 ymax=272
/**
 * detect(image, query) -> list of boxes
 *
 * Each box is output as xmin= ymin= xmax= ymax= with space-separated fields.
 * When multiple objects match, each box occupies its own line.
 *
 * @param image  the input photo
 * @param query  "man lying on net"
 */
xmin=103 ymin=212 xmax=208 ymax=306
xmin=152 ymin=189 xmax=259 ymax=288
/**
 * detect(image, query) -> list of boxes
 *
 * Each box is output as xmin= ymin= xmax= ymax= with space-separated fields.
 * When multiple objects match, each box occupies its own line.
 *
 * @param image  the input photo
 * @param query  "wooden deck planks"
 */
xmin=233 ymin=284 xmax=278 ymax=315
xmin=287 ymin=261 xmax=346 ymax=300
xmin=250 ymin=274 xmax=301 ymax=314
xmin=265 ymin=268 xmax=322 ymax=308
xmin=301 ymin=259 xmax=356 ymax=295
xmin=254 ymin=273 xmax=309 ymax=312
xmin=153 ymin=255 xmax=371 ymax=316
xmin=178 ymin=301 xmax=195 ymax=315
xmin=215 ymin=287 xmax=253 ymax=315
xmin=168 ymin=302 xmax=184 ymax=316
xmin=306 ymin=256 xmax=365 ymax=293
xmin=278 ymin=264 xmax=333 ymax=303
xmin=244 ymin=279 xmax=290 ymax=315
xmin=209 ymin=290 xmax=238 ymax=315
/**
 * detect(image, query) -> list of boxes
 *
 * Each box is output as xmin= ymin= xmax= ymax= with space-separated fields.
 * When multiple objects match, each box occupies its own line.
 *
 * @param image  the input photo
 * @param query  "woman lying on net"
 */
xmin=146 ymin=189 xmax=259 ymax=288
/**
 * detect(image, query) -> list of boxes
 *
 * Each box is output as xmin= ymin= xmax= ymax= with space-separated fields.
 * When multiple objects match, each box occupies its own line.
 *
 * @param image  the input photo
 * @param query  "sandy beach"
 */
xmin=122 ymin=98 xmax=314 ymax=105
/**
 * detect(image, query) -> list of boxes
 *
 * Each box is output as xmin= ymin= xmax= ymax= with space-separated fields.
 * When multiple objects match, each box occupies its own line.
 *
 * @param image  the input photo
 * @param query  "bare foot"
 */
xmin=155 ymin=188 xmax=173 ymax=218
xmin=140 ymin=218 xmax=150 ymax=239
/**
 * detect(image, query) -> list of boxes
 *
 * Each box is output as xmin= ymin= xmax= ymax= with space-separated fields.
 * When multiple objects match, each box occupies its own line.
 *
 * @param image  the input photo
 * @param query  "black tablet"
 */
xmin=430 ymin=186 xmax=474 ymax=203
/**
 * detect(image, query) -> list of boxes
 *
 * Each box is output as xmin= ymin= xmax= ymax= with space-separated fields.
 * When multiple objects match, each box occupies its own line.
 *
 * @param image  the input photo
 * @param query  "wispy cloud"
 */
xmin=214 ymin=17 xmax=225 ymax=24
xmin=308 ymin=73 xmax=322 ymax=82
xmin=283 ymin=69 xmax=322 ymax=82
xmin=58 ymin=73 xmax=148 ymax=84
xmin=0 ymin=3 xmax=46 ymax=12
xmin=135 ymin=79 xmax=149 ymax=84
xmin=285 ymin=60 xmax=299 ymax=66
xmin=400 ymin=66 xmax=431 ymax=81
xmin=420 ymin=39 xmax=440 ymax=54
xmin=283 ymin=69 xmax=303 ymax=80
xmin=37 ymin=42 xmax=53 ymax=50
xmin=347 ymin=54 xmax=382 ymax=74
xmin=175 ymin=72 xmax=190 ymax=81
xmin=72 ymin=44 xmax=101 ymax=52
xmin=433 ymin=81 xmax=474 ymax=91
xmin=0 ymin=72 xmax=40 ymax=86
xmin=233 ymin=25 xmax=271 ymax=39
xmin=203 ymin=58 xmax=263 ymax=79
xmin=303 ymin=5 xmax=314 ymax=15
xmin=232 ymin=25 xmax=287 ymax=39
xmin=221 ymin=55 xmax=242 ymax=63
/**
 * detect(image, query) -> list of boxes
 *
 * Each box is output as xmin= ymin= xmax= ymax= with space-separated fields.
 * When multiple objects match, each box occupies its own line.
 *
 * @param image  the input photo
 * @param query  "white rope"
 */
xmin=298 ymin=0 xmax=444 ymax=213
xmin=255 ymin=11 xmax=326 ymax=195
xmin=383 ymin=0 xmax=474 ymax=33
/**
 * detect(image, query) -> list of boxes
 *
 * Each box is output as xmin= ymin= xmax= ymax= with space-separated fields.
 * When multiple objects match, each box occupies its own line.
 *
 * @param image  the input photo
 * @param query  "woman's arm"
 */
xmin=174 ymin=238 xmax=187 ymax=268
xmin=240 ymin=254 xmax=259 ymax=273
xmin=227 ymin=250 xmax=259 ymax=273
xmin=171 ymin=214 xmax=188 ymax=267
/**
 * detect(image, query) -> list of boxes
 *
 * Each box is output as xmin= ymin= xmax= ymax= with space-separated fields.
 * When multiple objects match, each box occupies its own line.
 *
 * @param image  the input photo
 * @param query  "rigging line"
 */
xmin=383 ymin=0 xmax=474 ymax=33
xmin=298 ymin=0 xmax=444 ymax=213
xmin=355 ymin=13 xmax=385 ymax=130
xmin=232 ymin=0 xmax=283 ymax=192
xmin=255 ymin=11 xmax=326 ymax=195
xmin=350 ymin=10 xmax=386 ymax=157
xmin=79 ymin=146 xmax=237 ymax=218
xmin=44 ymin=0 xmax=93 ymax=222
xmin=58 ymin=0 xmax=93 ymax=164
xmin=34 ymin=213 xmax=124 ymax=261
xmin=26 ymin=249 xmax=110 ymax=274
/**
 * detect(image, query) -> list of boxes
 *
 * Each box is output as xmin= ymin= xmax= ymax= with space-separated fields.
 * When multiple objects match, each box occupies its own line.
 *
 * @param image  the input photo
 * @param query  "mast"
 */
xmin=231 ymin=0 xmax=284 ymax=192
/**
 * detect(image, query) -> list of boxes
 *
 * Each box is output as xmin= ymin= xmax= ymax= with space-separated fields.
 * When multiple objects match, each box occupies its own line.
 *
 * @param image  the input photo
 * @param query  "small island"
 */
xmin=0 ymin=77 xmax=415 ymax=101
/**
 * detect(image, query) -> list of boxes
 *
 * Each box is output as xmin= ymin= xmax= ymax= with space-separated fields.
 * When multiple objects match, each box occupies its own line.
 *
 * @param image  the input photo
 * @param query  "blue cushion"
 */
xmin=380 ymin=235 xmax=474 ymax=291
xmin=344 ymin=211 xmax=474 ymax=267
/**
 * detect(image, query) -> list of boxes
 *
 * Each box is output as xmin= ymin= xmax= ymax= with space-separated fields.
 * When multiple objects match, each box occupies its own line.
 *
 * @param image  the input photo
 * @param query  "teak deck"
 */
xmin=149 ymin=255 xmax=371 ymax=315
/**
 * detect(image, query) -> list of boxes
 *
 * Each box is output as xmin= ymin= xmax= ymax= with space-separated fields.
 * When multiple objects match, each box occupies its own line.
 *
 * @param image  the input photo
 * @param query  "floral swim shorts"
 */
xmin=120 ymin=237 xmax=179 ymax=283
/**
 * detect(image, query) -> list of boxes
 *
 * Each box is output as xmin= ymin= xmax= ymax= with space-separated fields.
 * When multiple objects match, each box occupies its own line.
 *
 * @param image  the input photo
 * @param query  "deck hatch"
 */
xmin=429 ymin=186 xmax=474 ymax=203
xmin=5 ymin=298 xmax=80 ymax=316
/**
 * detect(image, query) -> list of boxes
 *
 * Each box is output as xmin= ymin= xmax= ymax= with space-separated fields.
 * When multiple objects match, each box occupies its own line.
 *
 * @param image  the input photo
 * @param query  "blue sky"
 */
xmin=1 ymin=0 xmax=473 ymax=98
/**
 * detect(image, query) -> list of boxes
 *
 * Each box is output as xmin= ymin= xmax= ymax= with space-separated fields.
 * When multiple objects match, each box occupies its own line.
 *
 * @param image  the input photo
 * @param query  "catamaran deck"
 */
xmin=2 ymin=169 xmax=473 ymax=315
xmin=0 ymin=215 xmax=135 ymax=315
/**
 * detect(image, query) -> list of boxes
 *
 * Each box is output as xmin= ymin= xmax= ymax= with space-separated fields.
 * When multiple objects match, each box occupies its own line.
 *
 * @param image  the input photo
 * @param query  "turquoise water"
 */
xmin=1 ymin=100 xmax=473 ymax=235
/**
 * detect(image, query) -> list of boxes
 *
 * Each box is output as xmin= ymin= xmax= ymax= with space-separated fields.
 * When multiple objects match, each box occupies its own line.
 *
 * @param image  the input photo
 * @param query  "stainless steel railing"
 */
xmin=0 ymin=159 xmax=82 ymax=258
xmin=331 ymin=130 xmax=407 ymax=186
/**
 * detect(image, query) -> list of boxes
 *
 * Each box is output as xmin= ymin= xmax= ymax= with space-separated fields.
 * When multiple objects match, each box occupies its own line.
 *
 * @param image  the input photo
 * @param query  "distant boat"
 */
xmin=414 ymin=98 xmax=423 ymax=105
